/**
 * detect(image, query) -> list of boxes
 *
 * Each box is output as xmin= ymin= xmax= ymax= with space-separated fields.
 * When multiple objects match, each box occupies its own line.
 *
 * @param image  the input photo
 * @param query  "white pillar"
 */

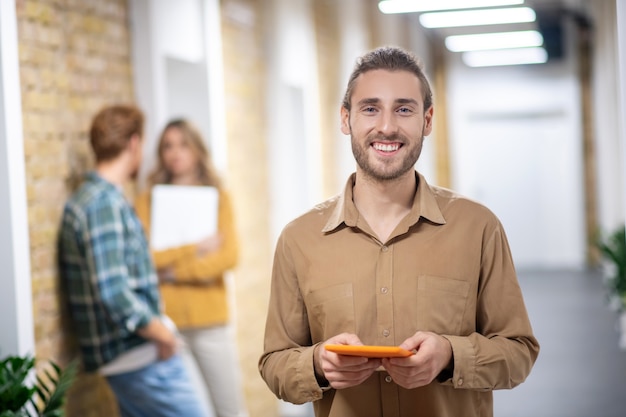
xmin=0 ymin=0 xmax=35 ymax=356
xmin=617 ymin=1 xmax=626 ymax=221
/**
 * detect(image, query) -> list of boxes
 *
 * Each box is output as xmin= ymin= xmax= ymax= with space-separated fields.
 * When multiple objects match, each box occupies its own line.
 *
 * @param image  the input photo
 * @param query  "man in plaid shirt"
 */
xmin=58 ymin=105 xmax=204 ymax=417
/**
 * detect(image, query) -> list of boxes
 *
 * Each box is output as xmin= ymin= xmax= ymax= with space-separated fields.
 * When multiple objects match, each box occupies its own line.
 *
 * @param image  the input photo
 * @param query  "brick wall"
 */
xmin=16 ymin=0 xmax=134 ymax=415
xmin=220 ymin=1 xmax=276 ymax=415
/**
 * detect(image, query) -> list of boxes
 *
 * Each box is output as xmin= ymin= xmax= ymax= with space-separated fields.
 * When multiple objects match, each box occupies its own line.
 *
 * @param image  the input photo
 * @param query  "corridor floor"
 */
xmin=494 ymin=268 xmax=626 ymax=417
xmin=280 ymin=268 xmax=626 ymax=417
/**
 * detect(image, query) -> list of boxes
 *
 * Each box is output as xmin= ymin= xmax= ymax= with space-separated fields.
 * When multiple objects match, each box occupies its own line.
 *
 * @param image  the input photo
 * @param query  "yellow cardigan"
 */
xmin=134 ymin=187 xmax=239 ymax=329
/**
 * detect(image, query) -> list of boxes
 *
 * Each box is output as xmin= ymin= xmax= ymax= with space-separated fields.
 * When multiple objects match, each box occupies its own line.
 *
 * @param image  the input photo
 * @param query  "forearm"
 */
xmin=153 ymin=244 xmax=196 ymax=270
xmin=259 ymin=344 xmax=324 ymax=404
xmin=172 ymin=245 xmax=238 ymax=281
xmin=97 ymin=276 xmax=155 ymax=333
xmin=442 ymin=332 xmax=539 ymax=390
xmin=136 ymin=317 xmax=175 ymax=343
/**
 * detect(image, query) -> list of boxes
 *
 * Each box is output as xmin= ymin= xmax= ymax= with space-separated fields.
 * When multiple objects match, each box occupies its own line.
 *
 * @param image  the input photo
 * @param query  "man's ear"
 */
xmin=128 ymin=133 xmax=141 ymax=151
xmin=423 ymin=105 xmax=434 ymax=136
xmin=340 ymin=106 xmax=351 ymax=135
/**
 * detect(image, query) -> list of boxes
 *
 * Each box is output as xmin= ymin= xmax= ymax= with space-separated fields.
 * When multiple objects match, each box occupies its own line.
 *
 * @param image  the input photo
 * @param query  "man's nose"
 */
xmin=375 ymin=110 xmax=399 ymax=135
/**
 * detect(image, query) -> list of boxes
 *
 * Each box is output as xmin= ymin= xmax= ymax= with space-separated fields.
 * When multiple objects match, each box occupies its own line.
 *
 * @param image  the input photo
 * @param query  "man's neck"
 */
xmin=352 ymin=170 xmax=417 ymax=242
xmin=96 ymin=157 xmax=130 ymax=187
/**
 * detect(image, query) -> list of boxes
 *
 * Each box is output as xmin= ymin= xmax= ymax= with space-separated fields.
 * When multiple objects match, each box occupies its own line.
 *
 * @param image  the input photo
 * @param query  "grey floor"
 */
xmin=280 ymin=268 xmax=626 ymax=417
xmin=494 ymin=268 xmax=626 ymax=417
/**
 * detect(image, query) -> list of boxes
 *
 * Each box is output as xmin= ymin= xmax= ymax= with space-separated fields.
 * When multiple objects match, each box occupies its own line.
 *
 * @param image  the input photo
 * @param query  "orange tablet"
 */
xmin=325 ymin=344 xmax=414 ymax=358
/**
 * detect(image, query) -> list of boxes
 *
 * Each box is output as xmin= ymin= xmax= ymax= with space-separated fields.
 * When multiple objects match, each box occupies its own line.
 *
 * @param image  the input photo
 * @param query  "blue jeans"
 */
xmin=106 ymin=354 xmax=205 ymax=417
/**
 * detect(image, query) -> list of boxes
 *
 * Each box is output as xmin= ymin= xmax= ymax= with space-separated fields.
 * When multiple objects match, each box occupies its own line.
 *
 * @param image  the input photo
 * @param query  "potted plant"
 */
xmin=0 ymin=354 xmax=78 ymax=417
xmin=597 ymin=224 xmax=626 ymax=349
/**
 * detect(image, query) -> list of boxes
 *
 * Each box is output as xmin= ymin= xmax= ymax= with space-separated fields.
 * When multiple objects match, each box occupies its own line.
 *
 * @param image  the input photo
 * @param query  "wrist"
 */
xmin=313 ymin=344 xmax=329 ymax=388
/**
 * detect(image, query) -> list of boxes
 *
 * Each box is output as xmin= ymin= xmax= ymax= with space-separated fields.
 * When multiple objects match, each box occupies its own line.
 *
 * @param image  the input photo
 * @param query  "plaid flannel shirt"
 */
xmin=59 ymin=172 xmax=160 ymax=372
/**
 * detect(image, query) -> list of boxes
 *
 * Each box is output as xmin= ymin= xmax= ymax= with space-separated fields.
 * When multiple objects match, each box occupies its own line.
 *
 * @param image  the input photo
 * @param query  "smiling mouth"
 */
xmin=372 ymin=142 xmax=401 ymax=153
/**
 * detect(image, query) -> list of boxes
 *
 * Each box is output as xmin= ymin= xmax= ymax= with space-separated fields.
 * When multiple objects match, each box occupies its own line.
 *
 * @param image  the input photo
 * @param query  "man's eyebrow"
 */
xmin=356 ymin=97 xmax=419 ymax=106
xmin=356 ymin=97 xmax=380 ymax=106
xmin=395 ymin=98 xmax=419 ymax=105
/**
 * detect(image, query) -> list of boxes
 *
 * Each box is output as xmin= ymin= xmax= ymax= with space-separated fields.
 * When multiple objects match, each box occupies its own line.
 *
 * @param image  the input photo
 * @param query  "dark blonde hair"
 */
xmin=89 ymin=105 xmax=144 ymax=162
xmin=342 ymin=46 xmax=433 ymax=112
xmin=148 ymin=119 xmax=222 ymax=188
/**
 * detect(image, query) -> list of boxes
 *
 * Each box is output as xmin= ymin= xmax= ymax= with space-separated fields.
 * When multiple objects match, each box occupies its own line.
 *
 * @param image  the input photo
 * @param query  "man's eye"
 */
xmin=397 ymin=107 xmax=412 ymax=114
xmin=363 ymin=106 xmax=377 ymax=113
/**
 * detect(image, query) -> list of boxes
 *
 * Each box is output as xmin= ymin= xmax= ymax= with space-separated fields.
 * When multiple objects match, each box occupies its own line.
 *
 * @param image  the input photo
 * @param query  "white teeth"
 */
xmin=373 ymin=143 xmax=400 ymax=152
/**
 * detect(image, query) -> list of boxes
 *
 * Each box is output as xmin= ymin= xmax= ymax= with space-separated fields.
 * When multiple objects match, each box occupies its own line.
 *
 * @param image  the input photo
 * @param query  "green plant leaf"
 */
xmin=0 ymin=411 xmax=28 ymax=417
xmin=0 ymin=356 xmax=36 ymax=412
xmin=34 ymin=359 xmax=79 ymax=417
xmin=597 ymin=224 xmax=626 ymax=307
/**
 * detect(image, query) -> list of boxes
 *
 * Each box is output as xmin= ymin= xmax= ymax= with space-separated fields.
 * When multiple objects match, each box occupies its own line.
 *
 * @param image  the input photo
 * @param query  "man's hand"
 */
xmin=154 ymin=328 xmax=179 ymax=360
xmin=381 ymin=331 xmax=452 ymax=389
xmin=137 ymin=318 xmax=180 ymax=360
xmin=315 ymin=333 xmax=382 ymax=390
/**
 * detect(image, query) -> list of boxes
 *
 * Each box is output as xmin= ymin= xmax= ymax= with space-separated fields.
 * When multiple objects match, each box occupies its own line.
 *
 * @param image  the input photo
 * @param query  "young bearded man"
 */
xmin=259 ymin=46 xmax=539 ymax=417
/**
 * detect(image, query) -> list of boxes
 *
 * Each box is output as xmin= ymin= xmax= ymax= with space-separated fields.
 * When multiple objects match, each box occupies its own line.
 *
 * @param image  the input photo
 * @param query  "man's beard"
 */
xmin=351 ymin=132 xmax=423 ymax=182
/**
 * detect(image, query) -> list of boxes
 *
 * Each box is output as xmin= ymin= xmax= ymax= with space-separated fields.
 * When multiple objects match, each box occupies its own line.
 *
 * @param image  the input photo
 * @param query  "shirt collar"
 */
xmin=85 ymin=171 xmax=124 ymax=193
xmin=322 ymin=171 xmax=446 ymax=233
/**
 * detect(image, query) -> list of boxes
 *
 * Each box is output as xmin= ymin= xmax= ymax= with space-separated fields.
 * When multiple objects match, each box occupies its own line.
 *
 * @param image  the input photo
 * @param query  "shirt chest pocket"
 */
xmin=306 ymin=282 xmax=356 ymax=342
xmin=416 ymin=275 xmax=471 ymax=335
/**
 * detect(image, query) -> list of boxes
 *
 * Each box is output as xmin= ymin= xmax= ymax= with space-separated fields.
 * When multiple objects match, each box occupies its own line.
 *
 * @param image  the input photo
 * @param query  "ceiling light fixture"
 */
xmin=462 ymin=47 xmax=548 ymax=67
xmin=445 ymin=30 xmax=543 ymax=52
xmin=378 ymin=0 xmax=524 ymax=14
xmin=419 ymin=7 xmax=536 ymax=28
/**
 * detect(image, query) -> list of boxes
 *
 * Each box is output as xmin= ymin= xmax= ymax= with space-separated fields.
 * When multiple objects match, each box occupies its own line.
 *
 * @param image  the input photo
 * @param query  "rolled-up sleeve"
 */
xmin=87 ymin=200 xmax=154 ymax=333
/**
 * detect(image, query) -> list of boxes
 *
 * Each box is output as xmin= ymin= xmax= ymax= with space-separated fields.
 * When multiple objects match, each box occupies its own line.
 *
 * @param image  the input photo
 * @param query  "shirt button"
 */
xmin=385 ymin=375 xmax=393 ymax=383
xmin=381 ymin=287 xmax=388 ymax=294
xmin=457 ymin=378 xmax=464 ymax=386
xmin=382 ymin=329 xmax=390 ymax=337
xmin=381 ymin=245 xmax=389 ymax=252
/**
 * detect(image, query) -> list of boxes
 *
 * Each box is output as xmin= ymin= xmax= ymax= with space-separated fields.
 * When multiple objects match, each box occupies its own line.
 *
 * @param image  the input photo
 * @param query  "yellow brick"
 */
xmin=21 ymin=91 xmax=58 ymax=111
xmin=31 ymin=248 xmax=55 ymax=272
xmin=18 ymin=43 xmax=55 ymax=67
xmin=23 ymin=137 xmax=38 ymax=158
xmin=24 ymin=2 xmax=56 ymax=25
xmin=55 ymin=71 xmax=69 ymax=90
xmin=29 ymin=225 xmax=58 ymax=248
xmin=25 ymin=158 xmax=45 ymax=178
xmin=41 ymin=294 xmax=60 ymax=316
xmin=82 ymin=16 xmax=106 ymax=34
xmin=22 ymin=114 xmax=51 ymax=136
xmin=41 ymin=26 xmax=63 ymax=48
xmin=67 ymin=95 xmax=86 ymax=111
xmin=31 ymin=272 xmax=56 ymax=294
xmin=28 ymin=204 xmax=47 ymax=225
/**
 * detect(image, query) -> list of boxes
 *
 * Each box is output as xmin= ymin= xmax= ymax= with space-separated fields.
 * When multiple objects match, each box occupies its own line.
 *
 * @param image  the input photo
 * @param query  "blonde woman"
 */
xmin=135 ymin=119 xmax=248 ymax=417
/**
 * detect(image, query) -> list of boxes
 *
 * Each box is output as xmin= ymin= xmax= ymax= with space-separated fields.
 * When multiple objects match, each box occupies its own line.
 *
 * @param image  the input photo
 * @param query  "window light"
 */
xmin=419 ymin=7 xmax=536 ymax=28
xmin=378 ymin=0 xmax=524 ymax=14
xmin=462 ymin=47 xmax=548 ymax=67
xmin=445 ymin=30 xmax=543 ymax=52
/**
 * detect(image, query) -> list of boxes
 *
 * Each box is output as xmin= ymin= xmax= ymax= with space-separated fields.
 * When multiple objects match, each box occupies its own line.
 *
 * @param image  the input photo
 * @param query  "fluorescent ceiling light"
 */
xmin=462 ymin=47 xmax=548 ymax=67
xmin=445 ymin=30 xmax=543 ymax=52
xmin=419 ymin=7 xmax=536 ymax=28
xmin=378 ymin=0 xmax=524 ymax=14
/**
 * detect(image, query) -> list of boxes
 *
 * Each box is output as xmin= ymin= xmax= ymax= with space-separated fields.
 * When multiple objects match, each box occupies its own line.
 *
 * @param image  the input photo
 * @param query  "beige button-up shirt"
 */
xmin=259 ymin=172 xmax=539 ymax=417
